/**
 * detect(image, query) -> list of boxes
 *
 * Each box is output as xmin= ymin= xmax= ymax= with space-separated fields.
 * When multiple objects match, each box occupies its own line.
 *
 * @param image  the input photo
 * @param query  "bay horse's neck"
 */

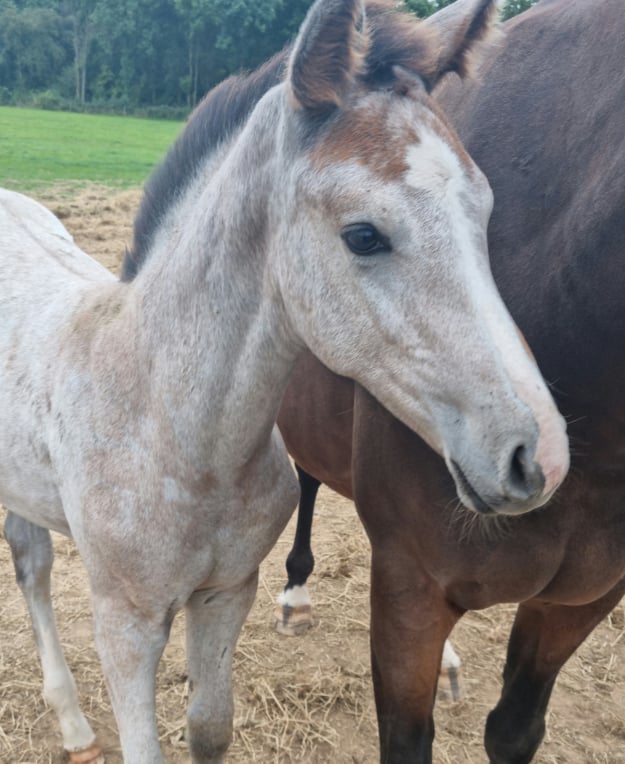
xmin=125 ymin=102 xmax=300 ymax=472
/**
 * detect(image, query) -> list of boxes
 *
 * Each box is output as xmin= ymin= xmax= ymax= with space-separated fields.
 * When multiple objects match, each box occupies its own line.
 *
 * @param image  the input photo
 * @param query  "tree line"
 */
xmin=0 ymin=0 xmax=537 ymax=118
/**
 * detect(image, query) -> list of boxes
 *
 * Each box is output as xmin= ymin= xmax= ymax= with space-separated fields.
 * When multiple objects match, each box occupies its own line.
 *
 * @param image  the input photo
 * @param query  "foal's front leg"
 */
xmin=3 ymin=512 xmax=102 ymax=763
xmin=186 ymin=572 xmax=258 ymax=762
xmin=90 ymin=588 xmax=172 ymax=763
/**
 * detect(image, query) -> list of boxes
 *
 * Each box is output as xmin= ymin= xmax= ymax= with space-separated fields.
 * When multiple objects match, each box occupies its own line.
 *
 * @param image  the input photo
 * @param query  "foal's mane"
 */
xmin=123 ymin=52 xmax=287 ymax=281
xmin=122 ymin=0 xmax=478 ymax=282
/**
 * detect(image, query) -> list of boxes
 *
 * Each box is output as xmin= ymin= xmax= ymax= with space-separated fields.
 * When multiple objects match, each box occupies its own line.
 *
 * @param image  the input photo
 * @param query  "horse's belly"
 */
xmin=0 ymin=467 xmax=68 ymax=535
xmin=0 ymin=334 xmax=68 ymax=533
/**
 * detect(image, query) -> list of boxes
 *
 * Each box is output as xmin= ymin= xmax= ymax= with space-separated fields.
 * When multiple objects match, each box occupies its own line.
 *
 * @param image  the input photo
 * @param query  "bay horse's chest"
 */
xmin=441 ymin=477 xmax=625 ymax=611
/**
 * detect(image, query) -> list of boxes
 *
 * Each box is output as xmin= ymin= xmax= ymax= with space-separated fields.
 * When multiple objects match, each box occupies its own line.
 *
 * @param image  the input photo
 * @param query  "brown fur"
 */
xmin=288 ymin=0 xmax=368 ymax=111
xmin=364 ymin=0 xmax=498 ymax=87
xmin=310 ymin=99 xmax=420 ymax=181
xmin=430 ymin=0 xmax=500 ymax=80
xmin=363 ymin=1 xmax=441 ymax=87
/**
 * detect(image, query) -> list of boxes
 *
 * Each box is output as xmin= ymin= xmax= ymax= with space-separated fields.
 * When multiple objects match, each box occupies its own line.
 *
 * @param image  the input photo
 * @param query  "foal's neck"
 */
xmin=129 ymin=107 xmax=300 ymax=472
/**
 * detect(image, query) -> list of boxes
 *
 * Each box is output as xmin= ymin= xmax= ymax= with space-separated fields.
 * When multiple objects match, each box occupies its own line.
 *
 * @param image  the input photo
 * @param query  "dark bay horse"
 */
xmin=276 ymin=0 xmax=625 ymax=761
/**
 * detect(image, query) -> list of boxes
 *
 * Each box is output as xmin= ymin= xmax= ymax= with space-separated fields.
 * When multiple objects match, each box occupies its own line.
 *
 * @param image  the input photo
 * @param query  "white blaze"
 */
xmin=404 ymin=130 xmax=568 ymax=499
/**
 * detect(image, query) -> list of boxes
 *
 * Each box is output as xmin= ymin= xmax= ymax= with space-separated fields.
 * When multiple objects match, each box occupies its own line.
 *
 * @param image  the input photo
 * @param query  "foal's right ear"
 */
xmin=287 ymin=0 xmax=367 ymax=114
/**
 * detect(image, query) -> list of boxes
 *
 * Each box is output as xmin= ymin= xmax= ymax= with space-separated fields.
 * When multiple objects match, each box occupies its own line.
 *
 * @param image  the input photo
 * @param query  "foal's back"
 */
xmin=0 ymin=190 xmax=114 ymax=533
xmin=0 ymin=190 xmax=111 ymax=288
xmin=0 ymin=190 xmax=113 ymax=345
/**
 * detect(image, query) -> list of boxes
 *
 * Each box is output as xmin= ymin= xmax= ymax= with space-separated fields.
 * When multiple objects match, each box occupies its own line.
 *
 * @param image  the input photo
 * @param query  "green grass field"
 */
xmin=0 ymin=106 xmax=183 ymax=190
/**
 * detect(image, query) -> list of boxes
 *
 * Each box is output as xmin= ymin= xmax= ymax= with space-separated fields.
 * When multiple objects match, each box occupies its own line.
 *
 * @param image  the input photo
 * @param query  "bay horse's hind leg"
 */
xmin=273 ymin=464 xmax=319 ymax=636
xmin=485 ymin=581 xmax=625 ymax=764
xmin=3 ymin=512 xmax=103 ymax=763
xmin=186 ymin=572 xmax=258 ymax=762
xmin=438 ymin=639 xmax=463 ymax=702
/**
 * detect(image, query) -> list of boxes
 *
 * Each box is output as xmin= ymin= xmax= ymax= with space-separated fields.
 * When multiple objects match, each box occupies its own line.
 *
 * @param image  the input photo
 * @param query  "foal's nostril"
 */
xmin=509 ymin=446 xmax=528 ymax=491
xmin=507 ymin=445 xmax=545 ymax=499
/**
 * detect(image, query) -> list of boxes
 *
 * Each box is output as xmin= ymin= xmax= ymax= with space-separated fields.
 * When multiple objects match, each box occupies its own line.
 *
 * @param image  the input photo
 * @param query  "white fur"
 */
xmin=441 ymin=639 xmax=461 ymax=671
xmin=278 ymin=584 xmax=313 ymax=609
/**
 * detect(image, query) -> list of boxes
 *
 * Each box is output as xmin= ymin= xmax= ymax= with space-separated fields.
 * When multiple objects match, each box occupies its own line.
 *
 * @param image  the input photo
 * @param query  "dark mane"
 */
xmin=122 ymin=0 xmax=448 ymax=282
xmin=122 ymin=52 xmax=289 ymax=281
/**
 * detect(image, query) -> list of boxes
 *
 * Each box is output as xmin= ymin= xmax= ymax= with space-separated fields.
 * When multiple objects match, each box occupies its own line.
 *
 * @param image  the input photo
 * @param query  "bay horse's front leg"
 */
xmin=369 ymin=549 xmax=463 ymax=764
xmin=485 ymin=581 xmax=625 ymax=764
xmin=3 ymin=512 xmax=103 ymax=763
xmin=185 ymin=572 xmax=258 ymax=762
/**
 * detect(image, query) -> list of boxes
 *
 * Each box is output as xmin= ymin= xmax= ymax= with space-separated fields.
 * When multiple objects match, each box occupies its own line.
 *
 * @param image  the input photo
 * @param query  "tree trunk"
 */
xmin=71 ymin=8 xmax=92 ymax=104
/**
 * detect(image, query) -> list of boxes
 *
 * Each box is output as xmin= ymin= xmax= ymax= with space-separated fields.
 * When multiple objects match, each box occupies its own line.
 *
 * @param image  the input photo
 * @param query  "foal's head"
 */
xmin=260 ymin=0 xmax=568 ymax=514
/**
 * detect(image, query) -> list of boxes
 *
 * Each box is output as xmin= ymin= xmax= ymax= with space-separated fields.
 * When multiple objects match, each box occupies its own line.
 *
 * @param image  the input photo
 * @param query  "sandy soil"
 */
xmin=0 ymin=185 xmax=624 ymax=763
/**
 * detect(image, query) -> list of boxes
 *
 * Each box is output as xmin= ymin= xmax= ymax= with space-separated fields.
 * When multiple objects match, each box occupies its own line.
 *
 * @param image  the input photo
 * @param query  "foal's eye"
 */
xmin=341 ymin=223 xmax=391 ymax=256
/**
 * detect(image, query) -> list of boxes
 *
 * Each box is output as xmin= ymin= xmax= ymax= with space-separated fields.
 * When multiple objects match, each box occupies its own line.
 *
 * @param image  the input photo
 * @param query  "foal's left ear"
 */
xmin=288 ymin=0 xmax=367 ymax=114
xmin=422 ymin=0 xmax=499 ymax=85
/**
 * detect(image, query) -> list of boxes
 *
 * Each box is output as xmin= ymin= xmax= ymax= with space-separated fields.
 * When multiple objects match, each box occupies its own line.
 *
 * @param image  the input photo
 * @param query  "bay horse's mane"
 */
xmin=122 ymin=0 xmax=495 ymax=282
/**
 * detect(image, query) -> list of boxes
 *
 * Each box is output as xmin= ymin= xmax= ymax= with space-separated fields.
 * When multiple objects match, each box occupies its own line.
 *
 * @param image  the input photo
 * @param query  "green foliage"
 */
xmin=0 ymin=0 xmax=313 ymax=112
xmin=501 ymin=0 xmax=538 ymax=21
xmin=403 ymin=0 xmax=537 ymax=19
xmin=402 ymin=0 xmax=455 ymax=17
xmin=0 ymin=0 xmax=538 ymax=114
xmin=0 ymin=105 xmax=181 ymax=189
xmin=0 ymin=4 xmax=70 ymax=92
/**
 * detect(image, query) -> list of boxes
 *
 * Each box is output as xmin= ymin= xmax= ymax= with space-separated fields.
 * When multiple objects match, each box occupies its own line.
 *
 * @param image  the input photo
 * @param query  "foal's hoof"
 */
xmin=437 ymin=666 xmax=464 ymax=702
xmin=273 ymin=603 xmax=313 ymax=636
xmin=68 ymin=743 xmax=105 ymax=764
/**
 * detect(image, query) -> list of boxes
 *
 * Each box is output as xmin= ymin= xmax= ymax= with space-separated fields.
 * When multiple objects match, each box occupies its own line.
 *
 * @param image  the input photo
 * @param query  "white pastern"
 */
xmin=277 ymin=584 xmax=312 ymax=609
xmin=40 ymin=628 xmax=97 ymax=752
xmin=441 ymin=639 xmax=461 ymax=671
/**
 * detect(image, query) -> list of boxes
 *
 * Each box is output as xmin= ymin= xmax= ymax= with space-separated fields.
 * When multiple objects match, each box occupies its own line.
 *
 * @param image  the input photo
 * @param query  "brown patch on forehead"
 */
xmin=310 ymin=89 xmax=478 ymax=185
xmin=310 ymin=100 xmax=420 ymax=182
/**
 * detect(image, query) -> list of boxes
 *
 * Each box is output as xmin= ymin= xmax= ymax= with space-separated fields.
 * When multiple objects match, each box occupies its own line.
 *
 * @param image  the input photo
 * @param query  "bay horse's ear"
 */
xmin=287 ymin=0 xmax=368 ymax=114
xmin=422 ymin=0 xmax=499 ymax=85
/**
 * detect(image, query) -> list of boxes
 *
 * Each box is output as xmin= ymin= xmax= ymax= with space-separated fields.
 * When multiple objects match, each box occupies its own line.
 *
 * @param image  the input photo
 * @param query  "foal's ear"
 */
xmin=288 ymin=0 xmax=367 ymax=113
xmin=422 ymin=0 xmax=499 ymax=85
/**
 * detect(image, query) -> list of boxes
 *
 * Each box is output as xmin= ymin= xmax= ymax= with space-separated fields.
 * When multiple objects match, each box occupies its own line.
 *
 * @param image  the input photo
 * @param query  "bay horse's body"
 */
xmin=0 ymin=1 xmax=569 ymax=761
xmin=276 ymin=0 xmax=625 ymax=761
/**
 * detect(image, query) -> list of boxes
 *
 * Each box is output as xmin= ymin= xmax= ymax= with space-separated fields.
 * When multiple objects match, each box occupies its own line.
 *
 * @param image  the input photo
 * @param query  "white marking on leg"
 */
xmin=277 ymin=584 xmax=312 ymax=609
xmin=441 ymin=639 xmax=461 ymax=671
xmin=38 ymin=622 xmax=97 ymax=752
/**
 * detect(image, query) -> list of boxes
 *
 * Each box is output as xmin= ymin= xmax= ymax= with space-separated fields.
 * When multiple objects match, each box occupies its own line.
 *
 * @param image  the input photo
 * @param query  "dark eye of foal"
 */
xmin=341 ymin=223 xmax=391 ymax=256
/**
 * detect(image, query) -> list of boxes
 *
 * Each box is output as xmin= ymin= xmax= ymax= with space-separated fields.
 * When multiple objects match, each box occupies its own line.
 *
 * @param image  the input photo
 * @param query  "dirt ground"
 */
xmin=1 ymin=185 xmax=624 ymax=763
